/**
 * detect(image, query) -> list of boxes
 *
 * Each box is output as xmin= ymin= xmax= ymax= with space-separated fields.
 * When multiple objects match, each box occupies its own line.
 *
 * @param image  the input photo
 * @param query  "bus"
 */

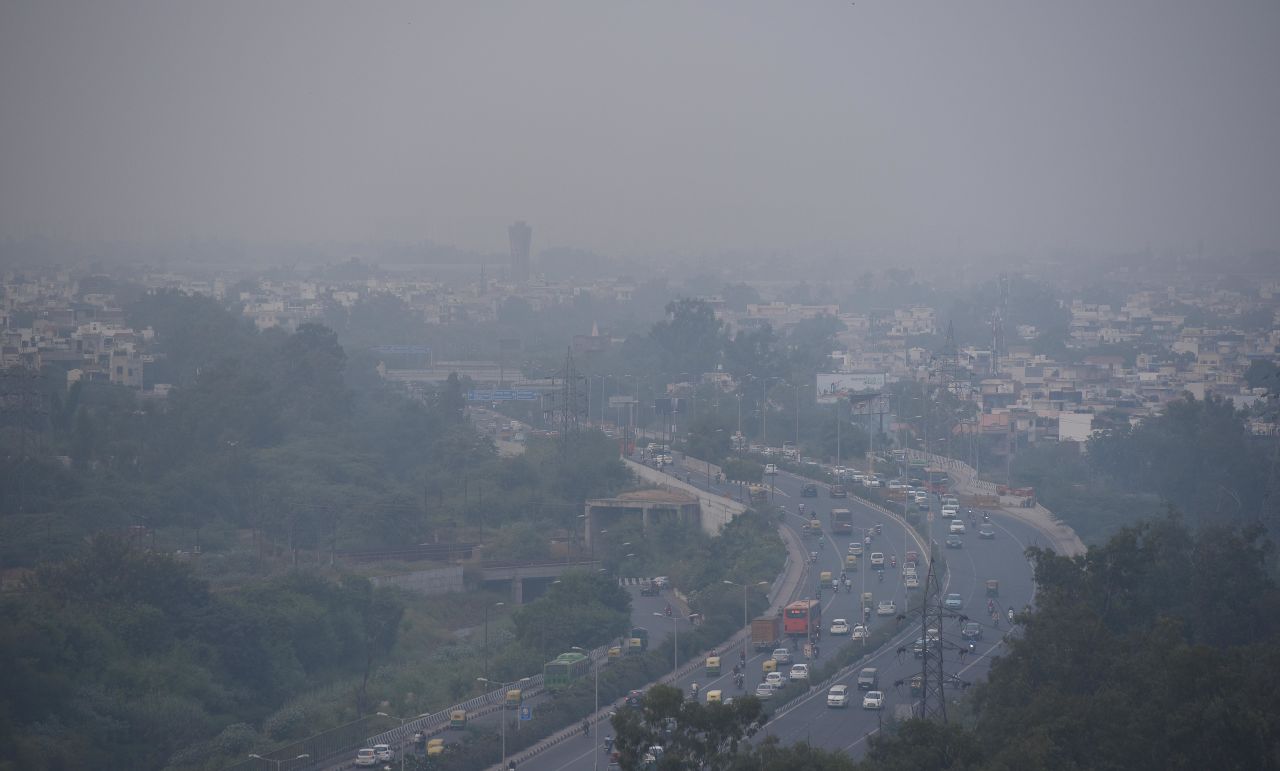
xmin=783 ymin=599 xmax=822 ymax=637
xmin=830 ymin=508 xmax=853 ymax=534
xmin=543 ymin=651 xmax=592 ymax=692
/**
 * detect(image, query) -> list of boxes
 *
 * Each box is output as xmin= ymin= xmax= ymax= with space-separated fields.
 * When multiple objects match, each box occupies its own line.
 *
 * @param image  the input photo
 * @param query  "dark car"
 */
xmin=829 ymin=485 xmax=848 ymax=498
xmin=962 ymin=622 xmax=983 ymax=640
xmin=978 ymin=525 xmax=996 ymax=539
xmin=801 ymin=483 xmax=819 ymax=498
xmin=945 ymin=534 xmax=963 ymax=549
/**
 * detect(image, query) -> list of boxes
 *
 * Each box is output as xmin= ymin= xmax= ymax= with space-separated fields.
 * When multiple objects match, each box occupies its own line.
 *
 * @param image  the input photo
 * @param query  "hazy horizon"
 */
xmin=3 ymin=1 xmax=1279 ymax=261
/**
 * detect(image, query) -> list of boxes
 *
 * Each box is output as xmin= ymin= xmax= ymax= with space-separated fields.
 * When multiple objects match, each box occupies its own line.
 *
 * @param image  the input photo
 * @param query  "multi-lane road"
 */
xmin=523 ymin=459 xmax=1041 ymax=770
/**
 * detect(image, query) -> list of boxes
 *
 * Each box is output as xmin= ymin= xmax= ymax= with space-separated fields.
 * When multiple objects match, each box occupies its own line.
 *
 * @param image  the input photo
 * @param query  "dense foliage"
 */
xmin=0 ymin=536 xmax=404 ymax=770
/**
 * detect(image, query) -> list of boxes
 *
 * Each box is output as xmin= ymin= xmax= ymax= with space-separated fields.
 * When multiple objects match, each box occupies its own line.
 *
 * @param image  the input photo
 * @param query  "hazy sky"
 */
xmin=2 ymin=1 xmax=1278 ymax=260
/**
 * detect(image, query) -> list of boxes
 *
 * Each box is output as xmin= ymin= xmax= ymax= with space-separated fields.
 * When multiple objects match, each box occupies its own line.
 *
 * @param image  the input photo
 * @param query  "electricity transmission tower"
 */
xmin=918 ymin=551 xmax=949 ymax=722
xmin=545 ymin=347 xmax=584 ymax=459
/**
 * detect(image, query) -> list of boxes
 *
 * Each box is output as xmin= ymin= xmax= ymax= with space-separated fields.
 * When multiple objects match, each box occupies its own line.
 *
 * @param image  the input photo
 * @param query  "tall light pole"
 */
xmin=723 ymin=580 xmax=770 ymax=656
xmin=654 ymin=611 xmax=681 ymax=673
xmin=483 ymin=601 xmax=505 ymax=684
xmin=855 ymin=527 xmax=868 ymax=646
xmin=248 ymin=754 xmax=309 ymax=771
xmin=571 ymin=646 xmax=601 ymax=769
xmin=477 ymin=676 xmax=530 ymax=769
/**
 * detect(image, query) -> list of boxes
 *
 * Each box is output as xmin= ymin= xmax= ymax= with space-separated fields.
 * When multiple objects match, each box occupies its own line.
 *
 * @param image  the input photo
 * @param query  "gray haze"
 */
xmin=2 ymin=0 xmax=1278 ymax=259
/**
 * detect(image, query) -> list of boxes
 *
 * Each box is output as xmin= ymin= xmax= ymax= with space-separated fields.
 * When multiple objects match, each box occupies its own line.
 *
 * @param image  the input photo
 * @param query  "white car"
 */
xmin=949 ymin=520 xmax=966 ymax=534
xmin=903 ymin=561 xmax=917 ymax=575
xmin=789 ymin=664 xmax=810 ymax=681
xmin=848 ymin=542 xmax=864 ymax=556
xmin=904 ymin=575 xmax=920 ymax=589
xmin=877 ymin=600 xmax=897 ymax=616
xmin=374 ymin=744 xmax=394 ymax=762
xmin=862 ymin=690 xmax=885 ymax=710
xmin=355 ymin=748 xmax=378 ymax=767
xmin=827 ymin=684 xmax=851 ymax=708
xmin=755 ymin=683 xmax=776 ymax=700
xmin=764 ymin=463 xmax=778 ymax=475
xmin=772 ymin=648 xmax=793 ymax=665
xmin=851 ymin=624 xmax=868 ymax=640
xmin=870 ymin=552 xmax=885 ymax=567
xmin=829 ymin=618 xmax=850 ymax=635
xmin=765 ymin=671 xmax=786 ymax=689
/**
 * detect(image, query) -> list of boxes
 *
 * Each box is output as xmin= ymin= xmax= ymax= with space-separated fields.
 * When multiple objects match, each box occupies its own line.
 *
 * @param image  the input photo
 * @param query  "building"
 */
xmin=508 ymin=221 xmax=533 ymax=283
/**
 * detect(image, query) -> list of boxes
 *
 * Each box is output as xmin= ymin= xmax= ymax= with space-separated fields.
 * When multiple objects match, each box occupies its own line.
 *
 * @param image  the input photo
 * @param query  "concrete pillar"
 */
xmin=512 ymin=572 xmax=523 ymax=604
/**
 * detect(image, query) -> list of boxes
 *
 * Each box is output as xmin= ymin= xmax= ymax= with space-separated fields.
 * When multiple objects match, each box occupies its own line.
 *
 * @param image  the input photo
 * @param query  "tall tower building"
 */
xmin=508 ymin=220 xmax=532 ymax=283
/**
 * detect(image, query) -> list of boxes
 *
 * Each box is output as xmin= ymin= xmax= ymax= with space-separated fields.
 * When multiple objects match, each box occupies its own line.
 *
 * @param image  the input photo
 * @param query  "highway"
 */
xmin=522 ymin=459 xmax=1040 ymax=770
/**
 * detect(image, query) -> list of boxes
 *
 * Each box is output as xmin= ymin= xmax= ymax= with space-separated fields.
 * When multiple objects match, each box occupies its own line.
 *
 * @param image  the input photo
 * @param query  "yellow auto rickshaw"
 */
xmin=449 ymin=709 xmax=467 ymax=729
xmin=705 ymin=656 xmax=721 ymax=676
xmin=845 ymin=554 xmax=859 ymax=570
xmin=608 ymin=645 xmax=622 ymax=660
xmin=427 ymin=738 xmax=445 ymax=756
xmin=505 ymin=689 xmax=523 ymax=709
xmin=763 ymin=658 xmax=777 ymax=674
xmin=705 ymin=689 xmax=722 ymax=703
xmin=819 ymin=570 xmax=833 ymax=585
xmin=628 ymin=636 xmax=645 ymax=655
xmin=986 ymin=579 xmax=999 ymax=597
xmin=863 ymin=591 xmax=874 ymax=606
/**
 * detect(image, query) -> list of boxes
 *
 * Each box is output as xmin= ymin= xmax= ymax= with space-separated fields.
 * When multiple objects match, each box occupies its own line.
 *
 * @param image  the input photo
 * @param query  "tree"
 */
xmin=649 ymin=299 xmax=725 ymax=379
xmin=610 ymin=685 xmax=766 ymax=770
xmin=512 ymin=571 xmax=631 ymax=656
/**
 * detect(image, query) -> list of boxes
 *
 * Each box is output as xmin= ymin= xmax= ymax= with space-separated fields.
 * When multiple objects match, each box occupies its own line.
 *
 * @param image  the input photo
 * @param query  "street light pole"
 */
xmin=484 ymin=601 xmax=505 ymax=684
xmin=723 ymin=580 xmax=770 ymax=656
xmin=248 ymin=754 xmax=309 ymax=771
xmin=477 ymin=676 xmax=530 ymax=769
xmin=572 ymin=646 xmax=601 ymax=770
xmin=654 ymin=611 xmax=680 ymax=672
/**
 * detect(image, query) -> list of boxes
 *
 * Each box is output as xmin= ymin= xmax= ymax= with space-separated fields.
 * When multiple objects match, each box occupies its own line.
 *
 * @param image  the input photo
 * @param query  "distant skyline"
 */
xmin=2 ymin=1 xmax=1279 ymax=261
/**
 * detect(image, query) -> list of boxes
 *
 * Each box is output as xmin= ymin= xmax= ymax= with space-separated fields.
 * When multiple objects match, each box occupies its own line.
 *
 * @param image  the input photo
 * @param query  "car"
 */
xmin=833 ymin=465 xmax=848 ymax=477
xmin=847 ymin=542 xmax=864 ymax=555
xmin=962 ymin=621 xmax=983 ymax=640
xmin=789 ymin=664 xmax=810 ymax=681
xmin=949 ymin=521 xmax=966 ymax=535
xmin=903 ymin=561 xmax=917 ymax=575
xmin=374 ymin=744 xmax=394 ymax=762
xmin=755 ymin=683 xmax=776 ymax=700
xmin=355 ymin=748 xmax=378 ymax=767
xmin=945 ymin=534 xmax=963 ymax=549
xmin=640 ymin=581 xmax=659 ymax=596
xmin=653 ymin=576 xmax=670 ymax=589
xmin=772 ymin=648 xmax=793 ymax=665
xmin=876 ymin=600 xmax=896 ymax=616
xmin=851 ymin=624 xmax=868 ymax=640
xmin=764 ymin=463 xmax=778 ymax=475
xmin=979 ymin=525 xmax=996 ymax=539
xmin=827 ymin=684 xmax=851 ymax=707
xmin=940 ymin=506 xmax=958 ymax=519
xmin=830 ymin=618 xmax=850 ymax=635
xmin=862 ymin=690 xmax=885 ymax=710
xmin=869 ymin=552 xmax=885 ymax=567
xmin=801 ymin=483 xmax=818 ymax=497
xmin=944 ymin=593 xmax=963 ymax=610
xmin=765 ymin=672 xmax=786 ymax=689
xmin=904 ymin=574 xmax=920 ymax=589
xmin=857 ymin=667 xmax=879 ymax=689
xmin=627 ymin=689 xmax=645 ymax=707
xmin=829 ymin=484 xmax=848 ymax=498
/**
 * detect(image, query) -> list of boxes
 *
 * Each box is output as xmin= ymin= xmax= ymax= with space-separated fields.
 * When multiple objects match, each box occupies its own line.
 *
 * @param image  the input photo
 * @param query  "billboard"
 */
xmin=816 ymin=373 xmax=885 ymax=404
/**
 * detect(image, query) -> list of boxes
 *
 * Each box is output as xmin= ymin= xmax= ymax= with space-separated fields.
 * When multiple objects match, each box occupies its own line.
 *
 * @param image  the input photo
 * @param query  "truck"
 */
xmin=830 ymin=507 xmax=853 ymax=535
xmin=751 ymin=615 xmax=783 ymax=651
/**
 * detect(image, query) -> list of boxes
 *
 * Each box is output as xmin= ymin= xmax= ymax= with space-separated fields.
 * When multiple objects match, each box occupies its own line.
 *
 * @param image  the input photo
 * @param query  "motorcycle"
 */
xmin=665 ymin=605 xmax=672 ymax=617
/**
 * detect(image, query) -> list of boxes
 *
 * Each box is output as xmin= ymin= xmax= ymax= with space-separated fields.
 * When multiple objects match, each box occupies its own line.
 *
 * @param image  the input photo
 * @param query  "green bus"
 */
xmin=543 ymin=651 xmax=592 ymax=692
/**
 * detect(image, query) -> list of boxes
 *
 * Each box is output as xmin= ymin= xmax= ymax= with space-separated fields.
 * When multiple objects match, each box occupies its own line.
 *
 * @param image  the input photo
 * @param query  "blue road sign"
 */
xmin=467 ymin=389 xmax=541 ymax=402
xmin=519 ymin=706 xmax=532 ymax=721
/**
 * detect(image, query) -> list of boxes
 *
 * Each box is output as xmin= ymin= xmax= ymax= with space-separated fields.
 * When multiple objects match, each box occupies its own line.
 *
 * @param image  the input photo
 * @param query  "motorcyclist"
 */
xmin=832 ymin=579 xmax=839 ymax=592
xmin=691 ymin=683 xmax=700 ymax=698
xmin=604 ymin=736 xmax=614 ymax=753
xmin=878 ymin=571 xmax=884 ymax=583
xmin=890 ymin=555 xmax=897 ymax=568
xmin=1008 ymin=608 xmax=1015 ymax=623
xmin=583 ymin=719 xmax=590 ymax=737
xmin=665 ymin=603 xmax=672 ymax=617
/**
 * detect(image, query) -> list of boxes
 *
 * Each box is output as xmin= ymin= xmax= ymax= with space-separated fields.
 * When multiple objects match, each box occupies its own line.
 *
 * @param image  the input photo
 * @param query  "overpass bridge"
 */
xmin=480 ymin=559 xmax=602 ymax=604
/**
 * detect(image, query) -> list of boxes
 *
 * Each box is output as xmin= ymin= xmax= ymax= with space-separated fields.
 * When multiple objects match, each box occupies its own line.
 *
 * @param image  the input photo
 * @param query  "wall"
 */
xmin=370 ymin=564 xmax=464 ymax=595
